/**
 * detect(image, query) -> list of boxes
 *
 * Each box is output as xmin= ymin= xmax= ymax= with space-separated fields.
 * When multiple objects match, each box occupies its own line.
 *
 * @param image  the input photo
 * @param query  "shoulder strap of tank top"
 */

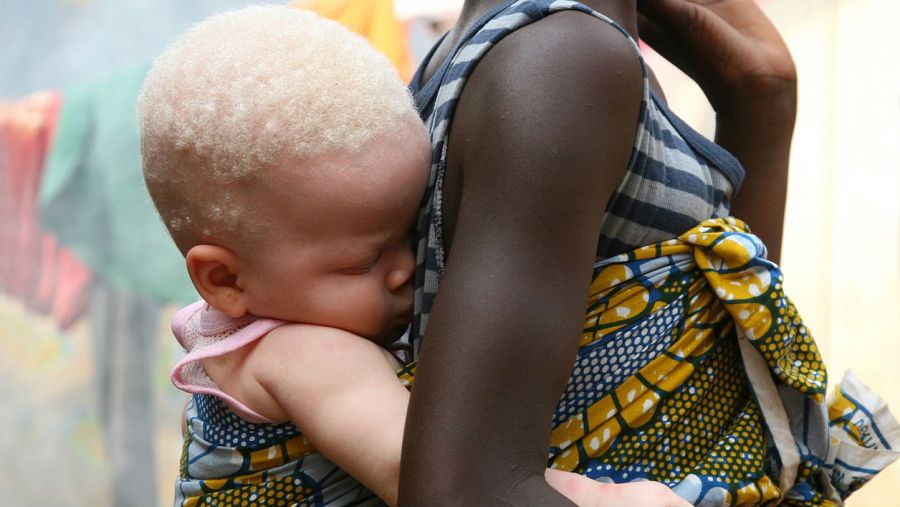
xmin=426 ymin=0 xmax=649 ymax=142
xmin=412 ymin=0 xmax=518 ymax=111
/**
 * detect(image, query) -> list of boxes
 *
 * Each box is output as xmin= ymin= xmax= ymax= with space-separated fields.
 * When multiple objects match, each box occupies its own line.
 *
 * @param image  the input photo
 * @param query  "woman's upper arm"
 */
xmin=399 ymin=13 xmax=645 ymax=506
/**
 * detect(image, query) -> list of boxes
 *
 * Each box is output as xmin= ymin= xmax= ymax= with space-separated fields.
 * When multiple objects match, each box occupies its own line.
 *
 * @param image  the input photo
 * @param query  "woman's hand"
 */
xmin=636 ymin=0 xmax=796 ymax=113
xmin=546 ymin=469 xmax=692 ymax=507
xmin=637 ymin=0 xmax=796 ymax=264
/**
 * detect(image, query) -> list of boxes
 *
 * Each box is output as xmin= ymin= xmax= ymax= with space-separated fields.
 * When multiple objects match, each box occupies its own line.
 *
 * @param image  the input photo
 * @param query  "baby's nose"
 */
xmin=386 ymin=247 xmax=415 ymax=291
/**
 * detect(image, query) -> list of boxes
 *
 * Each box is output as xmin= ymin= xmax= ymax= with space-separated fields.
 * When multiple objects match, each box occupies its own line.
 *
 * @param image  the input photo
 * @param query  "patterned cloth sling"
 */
xmin=174 ymin=219 xmax=897 ymax=506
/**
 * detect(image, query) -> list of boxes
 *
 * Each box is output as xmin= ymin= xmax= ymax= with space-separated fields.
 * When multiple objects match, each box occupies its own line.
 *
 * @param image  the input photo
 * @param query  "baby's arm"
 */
xmin=545 ymin=470 xmax=691 ymax=507
xmin=239 ymin=324 xmax=408 ymax=506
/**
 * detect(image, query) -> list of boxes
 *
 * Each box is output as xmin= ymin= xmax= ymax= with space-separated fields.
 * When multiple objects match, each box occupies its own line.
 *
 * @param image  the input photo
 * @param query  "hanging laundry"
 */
xmin=39 ymin=63 xmax=197 ymax=306
xmin=0 ymin=91 xmax=92 ymax=329
xmin=291 ymin=0 xmax=414 ymax=81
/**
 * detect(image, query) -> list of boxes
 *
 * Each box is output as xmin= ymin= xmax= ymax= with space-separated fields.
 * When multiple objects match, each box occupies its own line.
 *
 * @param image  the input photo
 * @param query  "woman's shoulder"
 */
xmin=450 ymin=10 xmax=645 ymax=171
xmin=478 ymin=10 xmax=642 ymax=91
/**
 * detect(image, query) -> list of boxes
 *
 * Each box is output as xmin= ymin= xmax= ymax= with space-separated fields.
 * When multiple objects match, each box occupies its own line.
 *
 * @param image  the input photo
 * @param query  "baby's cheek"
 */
xmin=342 ymin=290 xmax=390 ymax=330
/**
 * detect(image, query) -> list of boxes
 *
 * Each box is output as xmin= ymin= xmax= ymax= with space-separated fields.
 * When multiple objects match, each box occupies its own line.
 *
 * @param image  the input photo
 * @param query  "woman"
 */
xmin=399 ymin=0 xmax=897 ymax=505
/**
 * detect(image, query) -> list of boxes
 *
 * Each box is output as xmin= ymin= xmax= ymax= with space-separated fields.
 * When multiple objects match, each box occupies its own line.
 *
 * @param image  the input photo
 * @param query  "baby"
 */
xmin=138 ymin=6 xmax=687 ymax=507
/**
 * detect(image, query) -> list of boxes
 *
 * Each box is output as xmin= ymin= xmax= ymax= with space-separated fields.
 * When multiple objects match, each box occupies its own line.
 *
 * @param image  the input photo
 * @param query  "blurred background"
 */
xmin=0 ymin=0 xmax=897 ymax=506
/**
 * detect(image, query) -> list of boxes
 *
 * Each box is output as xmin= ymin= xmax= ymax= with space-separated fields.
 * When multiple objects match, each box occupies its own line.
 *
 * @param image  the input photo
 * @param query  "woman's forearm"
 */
xmin=716 ymin=88 xmax=797 ymax=264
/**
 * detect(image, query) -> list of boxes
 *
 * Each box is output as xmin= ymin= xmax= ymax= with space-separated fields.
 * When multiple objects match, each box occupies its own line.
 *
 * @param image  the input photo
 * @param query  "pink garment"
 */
xmin=171 ymin=300 xmax=287 ymax=423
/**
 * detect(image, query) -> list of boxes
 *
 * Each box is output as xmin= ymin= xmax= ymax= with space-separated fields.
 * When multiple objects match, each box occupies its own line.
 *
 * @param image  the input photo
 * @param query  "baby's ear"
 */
xmin=185 ymin=245 xmax=248 ymax=318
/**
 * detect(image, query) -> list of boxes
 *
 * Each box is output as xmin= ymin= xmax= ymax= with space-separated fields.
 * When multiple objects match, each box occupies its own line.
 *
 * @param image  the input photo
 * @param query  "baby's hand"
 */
xmin=545 ymin=469 xmax=691 ymax=507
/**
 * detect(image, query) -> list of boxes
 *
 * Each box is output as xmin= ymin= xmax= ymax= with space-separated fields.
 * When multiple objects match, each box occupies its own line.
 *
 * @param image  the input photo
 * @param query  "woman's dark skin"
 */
xmin=398 ymin=1 xmax=797 ymax=505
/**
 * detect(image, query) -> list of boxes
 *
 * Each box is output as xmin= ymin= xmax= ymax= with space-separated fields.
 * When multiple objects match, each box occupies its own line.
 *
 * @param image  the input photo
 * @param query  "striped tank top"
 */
xmin=409 ymin=0 xmax=745 ymax=350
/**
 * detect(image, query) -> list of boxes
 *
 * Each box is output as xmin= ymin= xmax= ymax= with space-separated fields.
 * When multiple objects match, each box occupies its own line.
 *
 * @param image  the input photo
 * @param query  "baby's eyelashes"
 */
xmin=338 ymin=252 xmax=382 ymax=275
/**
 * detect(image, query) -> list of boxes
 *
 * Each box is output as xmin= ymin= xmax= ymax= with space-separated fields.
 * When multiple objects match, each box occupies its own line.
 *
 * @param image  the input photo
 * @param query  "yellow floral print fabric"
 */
xmin=546 ymin=217 xmax=898 ymax=505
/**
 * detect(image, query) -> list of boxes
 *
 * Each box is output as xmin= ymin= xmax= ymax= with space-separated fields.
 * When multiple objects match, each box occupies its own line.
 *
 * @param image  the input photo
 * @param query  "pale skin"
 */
xmin=181 ymin=118 xmax=427 ymax=507
xmin=399 ymin=0 xmax=797 ymax=506
xmin=175 ymin=117 xmax=681 ymax=507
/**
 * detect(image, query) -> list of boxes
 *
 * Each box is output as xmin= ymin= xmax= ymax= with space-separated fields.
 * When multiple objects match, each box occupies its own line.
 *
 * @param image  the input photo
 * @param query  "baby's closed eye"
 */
xmin=338 ymin=251 xmax=382 ymax=274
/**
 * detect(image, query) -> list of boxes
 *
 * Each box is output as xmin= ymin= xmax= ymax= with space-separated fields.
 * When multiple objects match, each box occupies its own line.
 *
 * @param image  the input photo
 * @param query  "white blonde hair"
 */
xmin=137 ymin=4 xmax=417 ymax=246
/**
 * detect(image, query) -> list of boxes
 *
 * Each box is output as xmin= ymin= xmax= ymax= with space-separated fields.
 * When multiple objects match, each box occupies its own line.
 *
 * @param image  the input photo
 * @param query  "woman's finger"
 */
xmin=636 ymin=12 xmax=695 ymax=74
